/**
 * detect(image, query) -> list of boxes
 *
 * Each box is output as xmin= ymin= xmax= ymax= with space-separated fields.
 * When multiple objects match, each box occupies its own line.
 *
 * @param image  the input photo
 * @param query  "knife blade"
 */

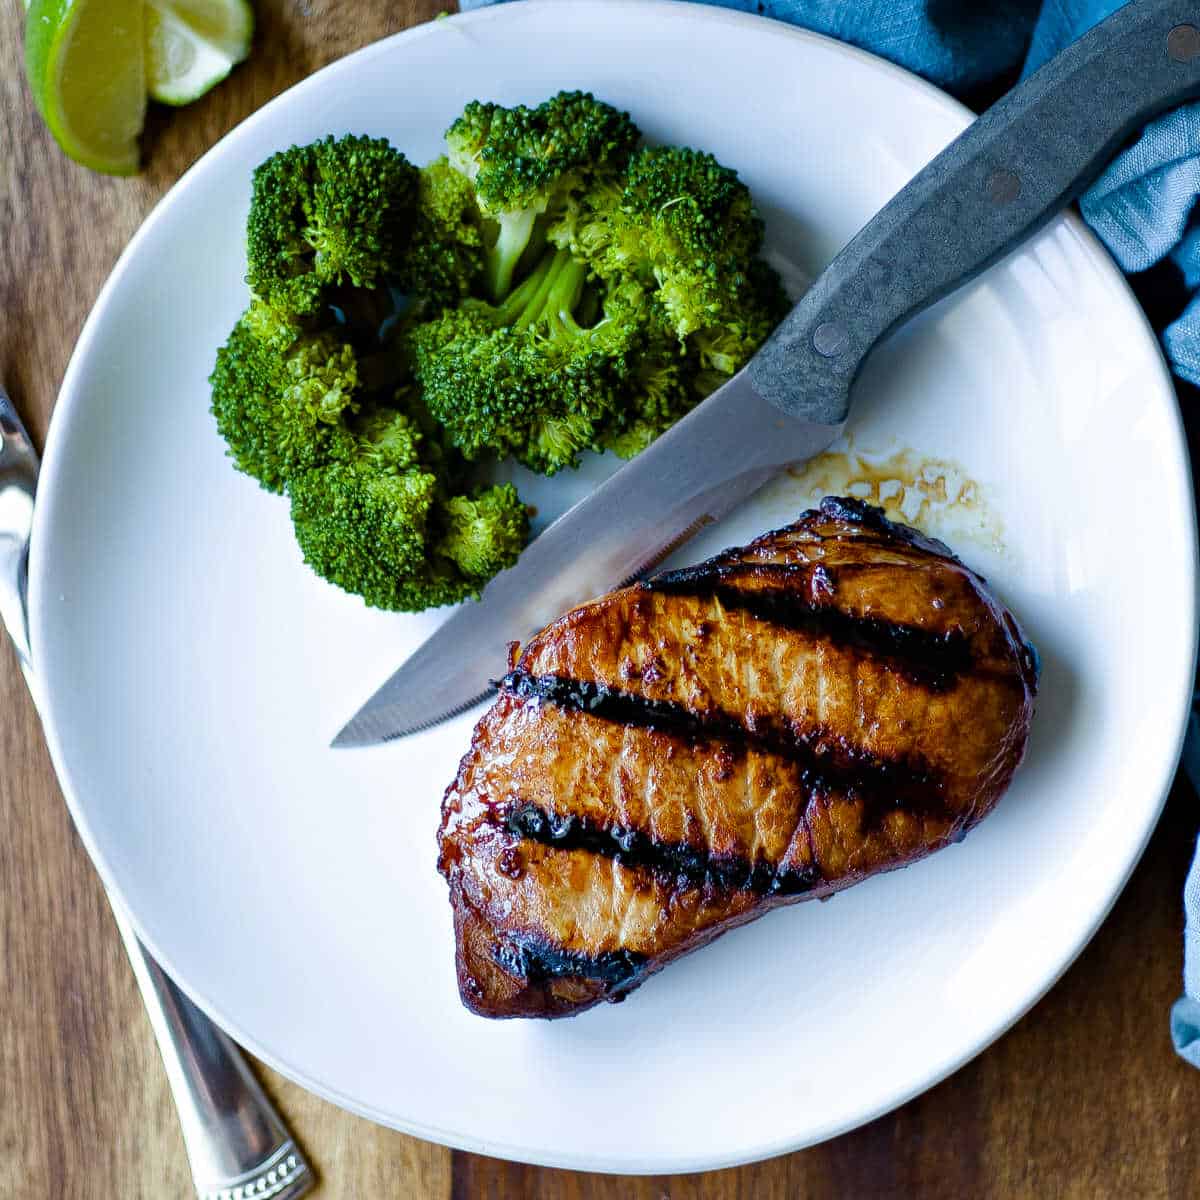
xmin=335 ymin=0 xmax=1200 ymax=746
xmin=332 ymin=372 xmax=842 ymax=746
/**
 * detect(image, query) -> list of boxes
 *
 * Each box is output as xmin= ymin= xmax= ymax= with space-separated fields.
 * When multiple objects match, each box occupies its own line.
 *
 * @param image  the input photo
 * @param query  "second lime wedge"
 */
xmin=145 ymin=0 xmax=253 ymax=107
xmin=25 ymin=0 xmax=147 ymax=175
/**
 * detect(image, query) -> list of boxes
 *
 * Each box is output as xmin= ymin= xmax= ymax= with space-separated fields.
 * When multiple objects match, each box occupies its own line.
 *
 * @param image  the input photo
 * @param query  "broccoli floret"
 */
xmin=209 ymin=317 xmax=360 ymax=493
xmin=438 ymin=485 xmax=529 ymax=580
xmin=688 ymin=258 xmax=792 ymax=393
xmin=624 ymin=145 xmax=763 ymax=258
xmin=445 ymin=91 xmax=639 ymax=299
xmin=287 ymin=404 xmax=529 ymax=611
xmin=555 ymin=145 xmax=772 ymax=340
xmin=241 ymin=296 xmax=307 ymax=352
xmin=289 ymin=459 xmax=442 ymax=608
xmin=394 ymin=157 xmax=486 ymax=308
xmin=353 ymin=404 xmax=425 ymax=471
xmin=599 ymin=346 xmax=694 ymax=459
xmin=409 ymin=247 xmax=638 ymax=473
xmin=545 ymin=170 xmax=624 ymax=265
xmin=548 ymin=144 xmax=789 ymax=417
xmin=580 ymin=280 xmax=703 ymax=459
xmin=245 ymin=134 xmax=419 ymax=318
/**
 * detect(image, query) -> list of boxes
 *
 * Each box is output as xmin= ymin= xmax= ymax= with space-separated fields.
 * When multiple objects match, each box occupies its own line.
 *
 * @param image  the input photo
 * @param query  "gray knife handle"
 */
xmin=751 ymin=0 xmax=1200 ymax=424
xmin=1 ymin=386 xmax=313 ymax=1200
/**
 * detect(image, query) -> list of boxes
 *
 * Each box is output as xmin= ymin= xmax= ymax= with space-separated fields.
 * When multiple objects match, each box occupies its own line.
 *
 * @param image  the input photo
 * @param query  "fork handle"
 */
xmin=752 ymin=0 xmax=1200 ymax=424
xmin=114 ymin=907 xmax=315 ymax=1200
xmin=3 ymin=387 xmax=313 ymax=1200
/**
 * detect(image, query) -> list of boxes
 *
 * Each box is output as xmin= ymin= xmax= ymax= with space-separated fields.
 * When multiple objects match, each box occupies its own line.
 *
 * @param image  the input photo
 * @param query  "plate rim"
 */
xmin=28 ymin=0 xmax=1200 ymax=1173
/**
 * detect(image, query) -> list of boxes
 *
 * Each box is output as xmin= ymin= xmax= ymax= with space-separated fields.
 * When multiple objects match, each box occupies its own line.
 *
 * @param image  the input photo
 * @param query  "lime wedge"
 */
xmin=145 ymin=0 xmax=253 ymax=107
xmin=25 ymin=0 xmax=147 ymax=175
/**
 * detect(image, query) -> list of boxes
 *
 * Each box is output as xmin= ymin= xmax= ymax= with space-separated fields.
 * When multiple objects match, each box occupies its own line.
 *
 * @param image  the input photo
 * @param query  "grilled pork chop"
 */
xmin=438 ymin=497 xmax=1038 ymax=1019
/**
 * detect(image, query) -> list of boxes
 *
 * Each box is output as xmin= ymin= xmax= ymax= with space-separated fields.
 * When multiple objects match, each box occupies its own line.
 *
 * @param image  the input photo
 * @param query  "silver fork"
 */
xmin=0 ymin=384 xmax=315 ymax=1200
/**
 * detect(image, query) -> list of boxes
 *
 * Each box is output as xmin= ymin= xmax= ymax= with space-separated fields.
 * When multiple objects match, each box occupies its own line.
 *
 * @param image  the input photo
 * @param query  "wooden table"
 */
xmin=3 ymin=3 xmax=1200 ymax=1196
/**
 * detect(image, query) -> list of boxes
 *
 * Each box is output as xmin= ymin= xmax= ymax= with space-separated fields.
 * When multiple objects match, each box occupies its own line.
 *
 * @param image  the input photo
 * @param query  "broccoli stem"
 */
xmin=512 ymin=253 xmax=562 ymax=333
xmin=491 ymin=251 xmax=558 ymax=326
xmin=502 ymin=248 xmax=588 ymax=335
xmin=540 ymin=250 xmax=587 ymax=335
xmin=486 ymin=208 xmax=539 ymax=300
xmin=487 ymin=248 xmax=589 ymax=335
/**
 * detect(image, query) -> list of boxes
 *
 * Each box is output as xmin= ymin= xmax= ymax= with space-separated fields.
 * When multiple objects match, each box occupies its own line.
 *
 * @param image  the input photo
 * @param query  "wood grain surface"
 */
xmin=2 ymin=3 xmax=1200 ymax=1197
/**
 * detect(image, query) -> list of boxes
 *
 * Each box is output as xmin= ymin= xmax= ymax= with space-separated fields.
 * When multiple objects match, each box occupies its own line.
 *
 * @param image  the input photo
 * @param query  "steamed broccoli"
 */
xmin=551 ymin=145 xmax=774 ymax=339
xmin=547 ymin=144 xmax=791 ymax=399
xmin=598 ymin=350 xmax=694 ymax=459
xmin=210 ymin=297 xmax=530 ymax=612
xmin=394 ymin=157 xmax=487 ymax=309
xmin=211 ymin=101 xmax=789 ymax=614
xmin=290 ymin=457 xmax=440 ymax=598
xmin=439 ymin=486 xmax=531 ymax=580
xmin=209 ymin=317 xmax=360 ymax=494
xmin=409 ymin=247 xmax=640 ymax=473
xmin=445 ymin=91 xmax=639 ymax=299
xmin=245 ymin=134 xmax=419 ymax=318
xmin=241 ymin=296 xmax=307 ymax=352
xmin=689 ymin=258 xmax=791 ymax=393
xmin=288 ymin=401 xmax=529 ymax=611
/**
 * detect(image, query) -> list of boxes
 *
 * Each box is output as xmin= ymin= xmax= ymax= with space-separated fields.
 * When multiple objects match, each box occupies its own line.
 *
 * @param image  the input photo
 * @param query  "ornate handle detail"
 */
xmin=200 ymin=1142 xmax=311 ymax=1200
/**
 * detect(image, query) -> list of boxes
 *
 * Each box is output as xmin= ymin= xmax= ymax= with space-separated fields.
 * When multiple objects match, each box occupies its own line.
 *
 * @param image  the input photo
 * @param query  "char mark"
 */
xmin=646 ymin=565 xmax=972 ymax=691
xmin=498 ymin=671 xmax=947 ymax=830
xmin=503 ymin=801 xmax=821 ymax=897
xmin=493 ymin=935 xmax=647 ymax=989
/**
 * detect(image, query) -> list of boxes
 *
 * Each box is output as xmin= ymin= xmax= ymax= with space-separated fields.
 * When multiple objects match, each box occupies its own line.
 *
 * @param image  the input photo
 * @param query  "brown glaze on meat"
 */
xmin=437 ymin=497 xmax=1039 ymax=1019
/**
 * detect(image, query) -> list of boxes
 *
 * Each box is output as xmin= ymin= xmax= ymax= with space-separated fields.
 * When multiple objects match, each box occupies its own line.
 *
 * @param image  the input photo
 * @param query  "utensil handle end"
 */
xmin=112 ymin=907 xmax=316 ymax=1200
xmin=197 ymin=1141 xmax=314 ymax=1200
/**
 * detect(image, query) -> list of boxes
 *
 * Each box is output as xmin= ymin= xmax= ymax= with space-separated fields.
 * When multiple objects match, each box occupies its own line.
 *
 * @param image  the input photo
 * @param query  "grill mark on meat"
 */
xmin=501 ymin=801 xmax=823 ymax=897
xmin=492 ymin=935 xmax=647 ymax=990
xmin=646 ymin=565 xmax=973 ymax=691
xmin=498 ymin=670 xmax=947 ymax=830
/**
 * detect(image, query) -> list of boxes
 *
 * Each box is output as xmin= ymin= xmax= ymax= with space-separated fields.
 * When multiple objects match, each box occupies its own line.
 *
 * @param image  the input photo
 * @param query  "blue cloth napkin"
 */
xmin=459 ymin=0 xmax=1200 ymax=1062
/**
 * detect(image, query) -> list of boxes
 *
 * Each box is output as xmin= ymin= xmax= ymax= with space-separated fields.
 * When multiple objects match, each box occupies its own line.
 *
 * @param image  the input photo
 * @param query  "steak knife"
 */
xmin=335 ymin=0 xmax=1200 ymax=747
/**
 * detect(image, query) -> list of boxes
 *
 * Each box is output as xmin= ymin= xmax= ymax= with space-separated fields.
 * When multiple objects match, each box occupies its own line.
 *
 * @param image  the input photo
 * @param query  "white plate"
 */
xmin=30 ymin=0 xmax=1198 ymax=1173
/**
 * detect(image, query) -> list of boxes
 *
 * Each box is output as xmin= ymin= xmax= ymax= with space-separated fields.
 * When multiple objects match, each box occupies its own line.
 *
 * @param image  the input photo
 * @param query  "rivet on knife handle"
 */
xmin=752 ymin=0 xmax=1200 ymax=425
